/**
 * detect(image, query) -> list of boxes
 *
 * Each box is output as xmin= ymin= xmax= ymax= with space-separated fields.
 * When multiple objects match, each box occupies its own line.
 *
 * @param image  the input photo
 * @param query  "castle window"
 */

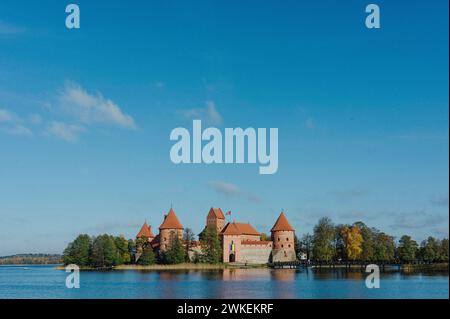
xmin=286 ymin=238 xmax=289 ymax=241
xmin=277 ymin=238 xmax=280 ymax=242
xmin=288 ymin=244 xmax=291 ymax=248
xmin=281 ymin=244 xmax=284 ymax=248
xmin=164 ymin=237 xmax=167 ymax=241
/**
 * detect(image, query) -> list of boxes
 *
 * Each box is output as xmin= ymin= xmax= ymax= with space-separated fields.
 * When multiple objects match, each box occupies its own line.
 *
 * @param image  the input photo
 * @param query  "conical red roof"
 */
xmin=136 ymin=222 xmax=154 ymax=238
xmin=159 ymin=208 xmax=184 ymax=230
xmin=271 ymin=212 xmax=294 ymax=232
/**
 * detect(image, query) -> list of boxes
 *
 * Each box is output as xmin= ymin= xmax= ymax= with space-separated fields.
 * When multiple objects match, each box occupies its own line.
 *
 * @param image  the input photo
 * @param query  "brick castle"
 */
xmin=136 ymin=207 xmax=296 ymax=264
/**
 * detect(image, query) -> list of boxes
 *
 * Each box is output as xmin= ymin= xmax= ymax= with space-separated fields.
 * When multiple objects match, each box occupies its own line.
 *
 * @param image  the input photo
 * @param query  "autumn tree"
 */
xmin=341 ymin=224 xmax=363 ymax=261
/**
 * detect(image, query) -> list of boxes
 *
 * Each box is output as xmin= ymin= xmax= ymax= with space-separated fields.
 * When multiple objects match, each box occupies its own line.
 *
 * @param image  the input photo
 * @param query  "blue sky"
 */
xmin=0 ymin=0 xmax=448 ymax=255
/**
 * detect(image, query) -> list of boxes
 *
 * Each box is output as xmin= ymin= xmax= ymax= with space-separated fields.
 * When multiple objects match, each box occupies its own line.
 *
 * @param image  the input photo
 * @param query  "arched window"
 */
xmin=286 ymin=237 xmax=289 ymax=241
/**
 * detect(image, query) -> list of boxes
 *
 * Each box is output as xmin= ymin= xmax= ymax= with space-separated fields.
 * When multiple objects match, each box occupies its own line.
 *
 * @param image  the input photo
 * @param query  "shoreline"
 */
xmin=52 ymin=262 xmax=450 ymax=272
xmin=54 ymin=263 xmax=268 ymax=271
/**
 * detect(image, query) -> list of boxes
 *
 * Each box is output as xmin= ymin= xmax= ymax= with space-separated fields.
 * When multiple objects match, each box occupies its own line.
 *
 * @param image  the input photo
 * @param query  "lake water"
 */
xmin=0 ymin=265 xmax=448 ymax=299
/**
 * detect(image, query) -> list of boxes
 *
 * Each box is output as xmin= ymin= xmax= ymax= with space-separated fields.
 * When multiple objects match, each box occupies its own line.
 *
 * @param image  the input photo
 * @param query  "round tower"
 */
xmin=270 ymin=212 xmax=296 ymax=262
xmin=159 ymin=208 xmax=184 ymax=251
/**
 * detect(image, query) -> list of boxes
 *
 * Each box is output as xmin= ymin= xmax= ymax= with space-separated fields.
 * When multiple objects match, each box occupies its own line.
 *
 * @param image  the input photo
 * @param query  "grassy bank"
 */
xmin=401 ymin=263 xmax=449 ymax=272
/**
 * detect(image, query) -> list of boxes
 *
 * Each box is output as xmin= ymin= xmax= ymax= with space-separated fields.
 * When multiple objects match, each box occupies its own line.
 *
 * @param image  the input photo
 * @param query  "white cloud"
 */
xmin=46 ymin=121 xmax=86 ymax=142
xmin=0 ymin=108 xmax=33 ymax=137
xmin=180 ymin=101 xmax=223 ymax=125
xmin=209 ymin=181 xmax=261 ymax=203
xmin=59 ymin=82 xmax=136 ymax=129
xmin=0 ymin=21 xmax=25 ymax=35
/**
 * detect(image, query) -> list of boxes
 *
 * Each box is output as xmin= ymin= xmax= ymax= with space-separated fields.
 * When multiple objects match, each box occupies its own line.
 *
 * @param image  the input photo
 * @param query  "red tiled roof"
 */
xmin=242 ymin=240 xmax=272 ymax=245
xmin=221 ymin=222 xmax=260 ymax=236
xmin=136 ymin=222 xmax=154 ymax=238
xmin=271 ymin=212 xmax=294 ymax=232
xmin=208 ymin=207 xmax=225 ymax=219
xmin=159 ymin=208 xmax=184 ymax=230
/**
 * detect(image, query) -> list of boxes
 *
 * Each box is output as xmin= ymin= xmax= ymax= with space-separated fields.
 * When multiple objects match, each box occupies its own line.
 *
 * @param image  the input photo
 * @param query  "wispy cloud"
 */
xmin=0 ymin=108 xmax=33 ymax=137
xmin=179 ymin=101 xmax=223 ymax=125
xmin=58 ymin=82 xmax=136 ymax=129
xmin=208 ymin=181 xmax=261 ymax=203
xmin=431 ymin=194 xmax=449 ymax=207
xmin=45 ymin=121 xmax=86 ymax=142
xmin=0 ymin=21 xmax=25 ymax=35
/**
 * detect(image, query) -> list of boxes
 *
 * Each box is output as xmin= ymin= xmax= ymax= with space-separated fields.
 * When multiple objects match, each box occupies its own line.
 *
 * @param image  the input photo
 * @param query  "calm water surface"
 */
xmin=0 ymin=265 xmax=448 ymax=299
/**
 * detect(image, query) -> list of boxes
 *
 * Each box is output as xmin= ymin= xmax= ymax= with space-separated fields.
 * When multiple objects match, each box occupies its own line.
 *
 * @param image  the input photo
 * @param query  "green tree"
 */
xmin=312 ymin=217 xmax=335 ymax=262
xmin=183 ymin=228 xmax=196 ymax=262
xmin=115 ymin=235 xmax=131 ymax=264
xmin=420 ymin=237 xmax=441 ymax=262
xmin=439 ymin=238 xmax=449 ymax=262
xmin=200 ymin=227 xmax=222 ymax=264
xmin=137 ymin=248 xmax=156 ymax=265
xmin=62 ymin=234 xmax=92 ymax=266
xmin=373 ymin=232 xmax=395 ymax=262
xmin=90 ymin=234 xmax=119 ymax=267
xmin=260 ymin=233 xmax=270 ymax=241
xmin=398 ymin=235 xmax=418 ymax=262
xmin=128 ymin=239 xmax=136 ymax=263
xmin=162 ymin=234 xmax=186 ymax=264
xmin=333 ymin=224 xmax=347 ymax=261
xmin=354 ymin=222 xmax=375 ymax=261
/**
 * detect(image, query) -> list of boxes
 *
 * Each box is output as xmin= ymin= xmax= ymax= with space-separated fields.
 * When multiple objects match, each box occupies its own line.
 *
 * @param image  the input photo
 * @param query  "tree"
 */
xmin=373 ymin=232 xmax=395 ymax=262
xmin=200 ymin=227 xmax=222 ymax=264
xmin=260 ymin=233 xmax=270 ymax=241
xmin=341 ymin=225 xmax=363 ymax=261
xmin=333 ymin=224 xmax=347 ymax=261
xmin=138 ymin=248 xmax=156 ymax=265
xmin=162 ymin=233 xmax=186 ymax=264
xmin=439 ymin=238 xmax=449 ymax=262
xmin=354 ymin=222 xmax=375 ymax=261
xmin=115 ymin=235 xmax=131 ymax=264
xmin=183 ymin=228 xmax=196 ymax=262
xmin=90 ymin=234 xmax=118 ymax=267
xmin=62 ymin=234 xmax=92 ymax=266
xmin=312 ymin=217 xmax=335 ymax=262
xmin=420 ymin=237 xmax=440 ymax=262
xmin=398 ymin=235 xmax=418 ymax=262
xmin=298 ymin=233 xmax=313 ymax=261
xmin=128 ymin=239 xmax=136 ymax=263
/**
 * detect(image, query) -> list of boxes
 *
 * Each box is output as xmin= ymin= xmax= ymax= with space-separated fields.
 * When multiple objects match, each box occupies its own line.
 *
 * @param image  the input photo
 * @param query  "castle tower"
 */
xmin=136 ymin=221 xmax=155 ymax=241
xmin=159 ymin=208 xmax=184 ymax=251
xmin=206 ymin=207 xmax=226 ymax=232
xmin=270 ymin=212 xmax=296 ymax=262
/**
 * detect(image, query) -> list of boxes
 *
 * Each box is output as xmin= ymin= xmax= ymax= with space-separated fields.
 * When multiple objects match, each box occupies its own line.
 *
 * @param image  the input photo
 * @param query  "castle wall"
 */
xmin=239 ymin=244 xmax=272 ymax=264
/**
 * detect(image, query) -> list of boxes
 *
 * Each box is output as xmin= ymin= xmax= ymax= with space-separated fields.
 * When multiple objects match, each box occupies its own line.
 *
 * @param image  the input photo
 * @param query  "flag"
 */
xmin=226 ymin=211 xmax=231 ymax=216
